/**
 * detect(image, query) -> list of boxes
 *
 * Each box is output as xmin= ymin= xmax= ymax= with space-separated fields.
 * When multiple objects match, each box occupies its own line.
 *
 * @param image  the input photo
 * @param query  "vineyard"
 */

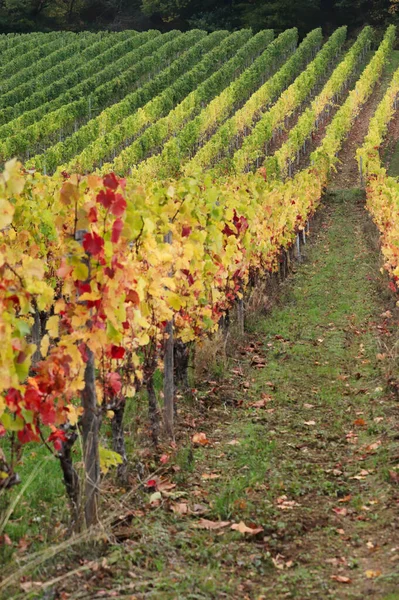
xmin=2 ymin=25 xmax=399 ymax=599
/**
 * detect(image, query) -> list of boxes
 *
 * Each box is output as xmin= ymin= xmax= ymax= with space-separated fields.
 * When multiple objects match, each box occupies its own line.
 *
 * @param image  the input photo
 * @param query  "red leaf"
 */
xmin=126 ymin=290 xmax=140 ymax=306
xmin=106 ymin=372 xmax=122 ymax=395
xmin=88 ymin=206 xmax=98 ymax=223
xmin=103 ymin=173 xmax=119 ymax=191
xmin=48 ymin=428 xmax=67 ymax=451
xmin=389 ymin=281 xmax=397 ymax=293
xmin=111 ymin=345 xmax=125 ymax=359
xmin=5 ymin=388 xmax=22 ymax=410
xmin=24 ymin=387 xmax=41 ymax=412
xmin=40 ymin=401 xmax=56 ymax=426
xmin=146 ymin=479 xmax=157 ymax=488
xmin=181 ymin=226 xmax=191 ymax=238
xmin=97 ymin=188 xmax=115 ymax=209
xmin=83 ymin=232 xmax=104 ymax=256
xmin=18 ymin=425 xmax=39 ymax=445
xmin=110 ymin=194 xmax=126 ymax=217
xmin=111 ymin=218 xmax=123 ymax=244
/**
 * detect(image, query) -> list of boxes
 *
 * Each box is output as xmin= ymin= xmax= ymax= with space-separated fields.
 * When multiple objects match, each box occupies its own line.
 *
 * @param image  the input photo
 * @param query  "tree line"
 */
xmin=0 ymin=1 xmax=398 ymax=43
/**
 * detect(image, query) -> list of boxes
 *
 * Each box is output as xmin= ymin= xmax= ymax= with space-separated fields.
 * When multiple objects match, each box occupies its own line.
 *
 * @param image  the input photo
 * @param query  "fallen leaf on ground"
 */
xmin=331 ymin=575 xmax=351 ymax=584
xmin=171 ymin=502 xmax=188 ymax=515
xmin=365 ymin=570 xmax=382 ymax=579
xmin=201 ymin=473 xmax=220 ymax=480
xmin=303 ymin=420 xmax=316 ymax=426
xmin=303 ymin=403 xmax=314 ymax=409
xmin=157 ymin=479 xmax=176 ymax=492
xmin=389 ymin=470 xmax=399 ymax=483
xmin=271 ymin=554 xmax=293 ymax=570
xmin=192 ymin=432 xmax=210 ymax=446
xmin=325 ymin=557 xmax=348 ymax=566
xmin=250 ymin=398 xmax=271 ymax=408
xmin=192 ymin=504 xmax=209 ymax=515
xmin=338 ymin=495 xmax=352 ymax=503
xmin=351 ymin=469 xmax=372 ymax=480
xmin=363 ymin=440 xmax=381 ymax=453
xmin=230 ymin=521 xmax=264 ymax=535
xmin=227 ymin=439 xmax=240 ymax=445
xmin=332 ymin=507 xmax=347 ymax=516
xmin=276 ymin=495 xmax=300 ymax=509
xmin=194 ymin=519 xmax=230 ymax=530
xmin=353 ymin=418 xmax=367 ymax=427
xmin=149 ymin=491 xmax=162 ymax=506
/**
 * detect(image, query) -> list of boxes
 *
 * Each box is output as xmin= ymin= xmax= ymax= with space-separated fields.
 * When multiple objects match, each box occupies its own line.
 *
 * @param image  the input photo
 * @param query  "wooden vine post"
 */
xmin=76 ymin=229 xmax=100 ymax=528
xmin=163 ymin=231 xmax=174 ymax=439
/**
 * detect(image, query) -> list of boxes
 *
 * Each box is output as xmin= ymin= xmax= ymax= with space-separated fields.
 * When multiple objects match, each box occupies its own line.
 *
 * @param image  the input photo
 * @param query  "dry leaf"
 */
xmin=192 ymin=432 xmax=210 ymax=446
xmin=331 ymin=575 xmax=351 ymax=584
xmin=303 ymin=420 xmax=316 ymax=426
xmin=338 ymin=495 xmax=352 ymax=503
xmin=157 ymin=479 xmax=176 ymax=492
xmin=332 ymin=507 xmax=347 ymax=516
xmin=171 ymin=502 xmax=188 ymax=515
xmin=365 ymin=570 xmax=381 ymax=579
xmin=364 ymin=441 xmax=381 ymax=453
xmin=389 ymin=470 xmax=399 ymax=483
xmin=192 ymin=503 xmax=209 ymax=515
xmin=227 ymin=439 xmax=240 ymax=446
xmin=351 ymin=469 xmax=372 ymax=480
xmin=276 ymin=495 xmax=300 ymax=509
xmin=194 ymin=519 xmax=230 ymax=530
xmin=230 ymin=521 xmax=264 ymax=535
xmin=353 ymin=418 xmax=367 ymax=427
xmin=249 ymin=398 xmax=270 ymax=408
xmin=149 ymin=491 xmax=162 ymax=506
xmin=201 ymin=473 xmax=220 ymax=480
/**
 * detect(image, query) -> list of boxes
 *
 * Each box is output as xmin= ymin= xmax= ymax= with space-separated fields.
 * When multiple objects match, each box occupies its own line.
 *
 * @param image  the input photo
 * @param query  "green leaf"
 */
xmin=99 ymin=446 xmax=123 ymax=475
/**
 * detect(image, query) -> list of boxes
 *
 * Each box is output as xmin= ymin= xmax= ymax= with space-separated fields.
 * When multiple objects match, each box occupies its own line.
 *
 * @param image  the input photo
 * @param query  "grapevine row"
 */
xmin=231 ymin=26 xmax=347 ymax=174
xmin=130 ymin=28 xmax=298 ymax=182
xmin=108 ymin=29 xmax=270 ymax=175
xmin=0 ymin=31 xmax=123 ymax=109
xmin=311 ymin=24 xmax=396 ymax=170
xmin=47 ymin=30 xmax=243 ymax=174
xmin=358 ymin=56 xmax=399 ymax=287
xmin=183 ymin=27 xmax=324 ymax=176
xmin=0 ymin=31 xmax=176 ymax=161
xmin=26 ymin=30 xmax=218 ymax=174
xmin=0 ymin=33 xmax=107 ymax=104
xmin=0 ymin=30 xmax=160 ymax=129
xmin=265 ymin=26 xmax=372 ymax=179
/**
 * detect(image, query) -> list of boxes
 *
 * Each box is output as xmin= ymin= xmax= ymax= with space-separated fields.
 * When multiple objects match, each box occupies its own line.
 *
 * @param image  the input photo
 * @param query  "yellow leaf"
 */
xmin=166 ymin=291 xmax=184 ymax=311
xmin=365 ymin=570 xmax=382 ymax=579
xmin=22 ymin=257 xmax=44 ymax=280
xmin=0 ymin=198 xmax=15 ymax=230
xmin=40 ymin=334 xmax=50 ymax=357
xmin=66 ymin=404 xmax=83 ymax=426
xmin=73 ymin=263 xmax=89 ymax=281
xmin=46 ymin=315 xmax=59 ymax=338
xmin=4 ymin=159 xmax=25 ymax=195
xmin=138 ymin=332 xmax=150 ymax=346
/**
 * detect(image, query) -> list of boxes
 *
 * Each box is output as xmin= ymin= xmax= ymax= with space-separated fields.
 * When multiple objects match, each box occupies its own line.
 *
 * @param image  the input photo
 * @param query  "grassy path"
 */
xmin=27 ymin=190 xmax=399 ymax=600
xmin=162 ymin=190 xmax=399 ymax=600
